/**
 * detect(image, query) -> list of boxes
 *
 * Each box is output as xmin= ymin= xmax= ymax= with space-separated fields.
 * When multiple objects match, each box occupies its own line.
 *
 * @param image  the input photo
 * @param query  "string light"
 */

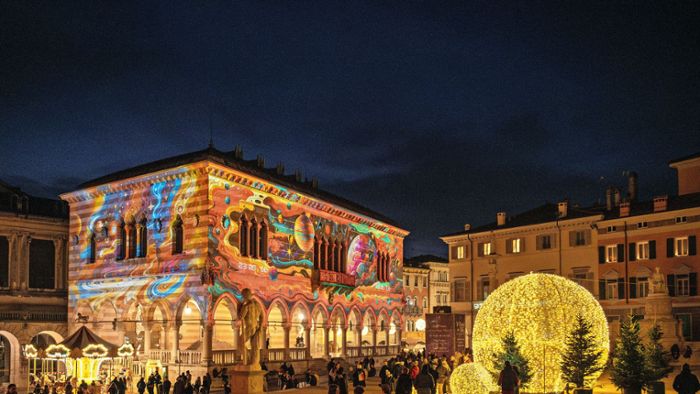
xmin=45 ymin=344 xmax=70 ymax=359
xmin=118 ymin=343 xmax=134 ymax=357
xmin=449 ymin=362 xmax=497 ymax=394
xmin=472 ymin=273 xmax=609 ymax=393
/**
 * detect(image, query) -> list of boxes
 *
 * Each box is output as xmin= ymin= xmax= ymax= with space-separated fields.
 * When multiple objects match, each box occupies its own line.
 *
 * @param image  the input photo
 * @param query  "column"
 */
xmin=8 ymin=233 xmax=18 ymax=290
xmin=53 ymin=237 xmax=65 ymax=290
xmin=143 ymin=323 xmax=152 ymax=357
xmin=385 ymin=327 xmax=390 ymax=353
xmin=304 ymin=323 xmax=311 ymax=360
xmin=358 ymin=324 xmax=364 ymax=357
xmin=372 ymin=325 xmax=378 ymax=355
xmin=21 ymin=234 xmax=30 ymax=290
xmin=324 ymin=324 xmax=331 ymax=358
xmin=170 ymin=323 xmax=180 ymax=362
xmin=341 ymin=324 xmax=348 ymax=358
xmin=201 ymin=320 xmax=213 ymax=365
xmin=283 ymin=323 xmax=291 ymax=361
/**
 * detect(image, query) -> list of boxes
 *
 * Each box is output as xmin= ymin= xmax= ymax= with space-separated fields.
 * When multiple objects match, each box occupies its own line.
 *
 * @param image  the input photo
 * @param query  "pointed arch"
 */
xmin=266 ymin=298 xmax=290 ymax=327
xmin=116 ymin=220 xmax=126 ymax=260
xmin=239 ymin=214 xmax=249 ymax=257
xmin=172 ymin=215 xmax=184 ymax=255
xmin=258 ymin=219 xmax=268 ymax=260
xmin=137 ymin=215 xmax=148 ymax=258
xmin=175 ymin=295 xmax=203 ymax=322
xmin=145 ymin=299 xmax=172 ymax=324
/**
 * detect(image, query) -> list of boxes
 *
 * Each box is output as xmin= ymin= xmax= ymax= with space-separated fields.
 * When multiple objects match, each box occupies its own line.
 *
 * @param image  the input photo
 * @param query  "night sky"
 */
xmin=2 ymin=2 xmax=700 ymax=257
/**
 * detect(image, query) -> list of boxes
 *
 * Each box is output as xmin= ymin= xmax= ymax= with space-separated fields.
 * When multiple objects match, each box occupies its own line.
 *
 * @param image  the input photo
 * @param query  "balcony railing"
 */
xmin=318 ymin=270 xmax=356 ymax=287
xmin=403 ymin=305 xmax=423 ymax=315
xmin=212 ymin=350 xmax=240 ymax=365
xmin=0 ymin=311 xmax=67 ymax=322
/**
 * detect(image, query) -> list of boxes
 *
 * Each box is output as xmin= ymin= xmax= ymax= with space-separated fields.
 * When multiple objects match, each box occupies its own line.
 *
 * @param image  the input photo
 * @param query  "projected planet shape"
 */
xmin=347 ymin=234 xmax=376 ymax=278
xmin=293 ymin=214 xmax=315 ymax=252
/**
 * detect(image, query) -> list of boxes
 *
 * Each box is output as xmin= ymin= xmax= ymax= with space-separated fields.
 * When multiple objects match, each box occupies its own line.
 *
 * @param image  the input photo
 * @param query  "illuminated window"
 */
xmin=479 ymin=242 xmax=492 ymax=257
xmin=88 ymin=233 xmax=96 ymax=264
xmin=511 ymin=238 xmax=522 ymax=254
xmin=638 ymin=277 xmax=649 ymax=298
xmin=137 ymin=217 xmax=147 ymax=258
xmin=606 ymin=281 xmax=617 ymax=299
xmin=637 ymin=241 xmax=650 ymax=260
xmin=605 ymin=245 xmax=618 ymax=263
xmin=676 ymin=237 xmax=689 ymax=256
xmin=172 ymin=215 xmax=183 ymax=255
xmin=676 ymin=216 xmax=688 ymax=224
xmin=457 ymin=246 xmax=465 ymax=259
xmin=116 ymin=221 xmax=126 ymax=260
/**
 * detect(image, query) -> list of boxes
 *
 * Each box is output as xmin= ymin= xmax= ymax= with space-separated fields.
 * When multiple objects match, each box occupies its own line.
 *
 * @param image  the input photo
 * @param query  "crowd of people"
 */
xmin=134 ymin=370 xmax=212 ymax=394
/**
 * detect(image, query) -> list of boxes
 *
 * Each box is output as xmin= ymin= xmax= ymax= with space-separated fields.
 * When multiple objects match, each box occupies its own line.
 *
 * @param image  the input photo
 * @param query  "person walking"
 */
xmin=202 ymin=373 xmax=211 ymax=394
xmin=673 ymin=363 xmax=700 ymax=394
xmin=161 ymin=377 xmax=171 ymax=394
xmin=394 ymin=366 xmax=413 ymax=394
xmin=498 ymin=361 xmax=519 ymax=394
xmin=137 ymin=378 xmax=146 ymax=394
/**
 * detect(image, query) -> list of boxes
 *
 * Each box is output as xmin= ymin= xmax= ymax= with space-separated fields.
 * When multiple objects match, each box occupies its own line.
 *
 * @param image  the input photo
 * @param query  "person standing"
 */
xmin=394 ymin=367 xmax=413 ymax=394
xmin=137 ymin=378 xmax=146 ymax=394
xmin=413 ymin=366 xmax=435 ymax=394
xmin=202 ymin=373 xmax=211 ymax=394
xmin=673 ymin=363 xmax=700 ymax=394
xmin=161 ymin=377 xmax=171 ymax=394
xmin=498 ymin=361 xmax=519 ymax=394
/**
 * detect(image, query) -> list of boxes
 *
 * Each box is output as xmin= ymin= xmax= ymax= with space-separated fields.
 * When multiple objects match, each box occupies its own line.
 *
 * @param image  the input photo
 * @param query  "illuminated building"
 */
xmin=442 ymin=151 xmax=700 ymax=357
xmin=0 ymin=181 xmax=69 ymax=389
xmin=59 ymin=146 xmax=408 ymax=375
xmin=401 ymin=256 xmax=449 ymax=350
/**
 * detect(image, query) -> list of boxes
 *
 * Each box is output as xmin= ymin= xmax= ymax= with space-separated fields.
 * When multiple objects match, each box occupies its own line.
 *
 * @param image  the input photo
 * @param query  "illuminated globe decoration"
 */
xmin=293 ymin=214 xmax=315 ymax=252
xmin=472 ymin=273 xmax=609 ymax=393
xmin=449 ymin=362 xmax=497 ymax=394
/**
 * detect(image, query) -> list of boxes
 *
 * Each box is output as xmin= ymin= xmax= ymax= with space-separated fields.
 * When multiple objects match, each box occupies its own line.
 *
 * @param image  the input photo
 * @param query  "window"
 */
xmin=606 ymin=245 xmax=618 ymax=263
xmin=0 ymin=236 xmax=8 ymax=287
xmin=478 ymin=242 xmax=493 ymax=256
xmin=126 ymin=220 xmax=136 ymax=259
xmin=537 ymin=235 xmax=553 ymax=250
xmin=88 ymin=233 xmax=96 ymax=264
xmin=509 ymin=238 xmax=522 ymax=254
xmin=259 ymin=221 xmax=269 ymax=261
xmin=116 ymin=221 xmax=126 ymax=260
xmin=637 ymin=222 xmax=648 ymax=229
xmin=607 ymin=226 xmax=616 ymax=232
xmin=573 ymin=271 xmax=588 ymax=288
xmin=422 ymin=276 xmax=427 ymax=287
xmin=137 ymin=217 xmax=147 ymax=258
xmin=606 ymin=281 xmax=618 ymax=299
xmin=172 ymin=215 xmax=184 ymax=255
xmin=677 ymin=216 xmax=688 ymax=224
xmin=240 ymin=216 xmax=249 ymax=258
xmin=638 ymin=277 xmax=649 ymax=298
xmin=637 ymin=241 xmax=650 ymax=260
xmin=457 ymin=246 xmax=465 ymax=259
xmin=480 ymin=277 xmax=490 ymax=301
xmin=676 ymin=237 xmax=689 ymax=256
xmin=29 ymin=239 xmax=55 ymax=289
xmin=414 ymin=275 xmax=418 ymax=287
xmin=453 ymin=279 xmax=467 ymax=302
xmin=570 ymin=230 xmax=590 ymax=246
xmin=677 ymin=275 xmax=690 ymax=296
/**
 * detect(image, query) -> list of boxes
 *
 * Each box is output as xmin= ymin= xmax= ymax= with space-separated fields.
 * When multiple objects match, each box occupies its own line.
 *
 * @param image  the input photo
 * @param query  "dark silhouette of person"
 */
xmin=673 ymin=363 xmax=700 ymax=394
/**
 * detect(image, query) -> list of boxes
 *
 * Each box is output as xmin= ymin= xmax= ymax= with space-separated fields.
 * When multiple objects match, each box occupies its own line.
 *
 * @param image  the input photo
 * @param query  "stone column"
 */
xmin=53 ymin=237 xmax=65 ymax=290
xmin=358 ymin=324 xmax=364 ymax=357
xmin=201 ymin=320 xmax=213 ymax=365
xmin=8 ymin=233 xmax=18 ymax=290
xmin=170 ymin=323 xmax=180 ymax=361
xmin=304 ymin=323 xmax=311 ymax=360
xmin=283 ymin=323 xmax=291 ymax=360
xmin=324 ymin=324 xmax=331 ymax=358
xmin=21 ymin=234 xmax=30 ymax=290
xmin=372 ymin=325 xmax=378 ymax=354
xmin=143 ymin=323 xmax=152 ymax=357
xmin=341 ymin=324 xmax=348 ymax=358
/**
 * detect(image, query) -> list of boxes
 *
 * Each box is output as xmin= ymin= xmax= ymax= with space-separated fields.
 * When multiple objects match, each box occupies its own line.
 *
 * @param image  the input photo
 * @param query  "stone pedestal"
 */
xmin=641 ymin=293 xmax=682 ymax=349
xmin=231 ymin=366 xmax=266 ymax=394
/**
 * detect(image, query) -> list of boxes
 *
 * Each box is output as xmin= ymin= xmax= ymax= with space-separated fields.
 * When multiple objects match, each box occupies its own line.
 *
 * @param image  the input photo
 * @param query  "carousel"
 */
xmin=24 ymin=326 xmax=134 ymax=391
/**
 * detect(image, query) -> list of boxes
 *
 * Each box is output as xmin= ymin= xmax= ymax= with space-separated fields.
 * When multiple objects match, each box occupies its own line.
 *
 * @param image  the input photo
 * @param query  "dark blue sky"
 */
xmin=1 ymin=2 xmax=699 ymax=257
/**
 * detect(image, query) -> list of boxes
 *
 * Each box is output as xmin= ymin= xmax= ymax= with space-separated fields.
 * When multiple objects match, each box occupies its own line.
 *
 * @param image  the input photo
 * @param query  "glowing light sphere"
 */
xmin=448 ymin=362 xmax=497 ymax=394
xmin=415 ymin=319 xmax=426 ymax=331
xmin=472 ymin=273 xmax=609 ymax=393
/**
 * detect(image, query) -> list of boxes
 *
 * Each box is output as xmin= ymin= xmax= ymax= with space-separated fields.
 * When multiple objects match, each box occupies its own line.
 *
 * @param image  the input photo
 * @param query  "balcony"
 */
xmin=403 ymin=305 xmax=423 ymax=316
xmin=315 ymin=269 xmax=356 ymax=287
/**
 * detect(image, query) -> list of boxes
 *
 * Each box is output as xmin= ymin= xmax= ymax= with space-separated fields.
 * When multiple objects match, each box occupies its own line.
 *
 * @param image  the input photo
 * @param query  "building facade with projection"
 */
xmin=442 ymin=152 xmax=700 ymax=349
xmin=59 ymin=147 xmax=407 ymax=373
xmin=0 ymin=181 xmax=69 ymax=388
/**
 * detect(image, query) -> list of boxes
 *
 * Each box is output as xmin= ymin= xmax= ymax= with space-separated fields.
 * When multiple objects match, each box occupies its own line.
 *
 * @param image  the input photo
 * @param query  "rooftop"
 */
xmin=76 ymin=146 xmax=404 ymax=229
xmin=0 ymin=179 xmax=68 ymax=219
xmin=603 ymin=192 xmax=700 ymax=220
xmin=669 ymin=151 xmax=700 ymax=165
xmin=441 ymin=202 xmax=605 ymax=238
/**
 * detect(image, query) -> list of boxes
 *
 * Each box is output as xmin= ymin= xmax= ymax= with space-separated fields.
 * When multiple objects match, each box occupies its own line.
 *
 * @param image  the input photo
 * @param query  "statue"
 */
xmin=650 ymin=267 xmax=667 ymax=295
xmin=239 ymin=288 xmax=264 ymax=367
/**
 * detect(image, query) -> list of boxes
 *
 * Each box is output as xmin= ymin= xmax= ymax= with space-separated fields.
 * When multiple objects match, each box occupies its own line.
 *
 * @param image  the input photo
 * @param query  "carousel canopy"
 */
xmin=55 ymin=325 xmax=119 ymax=358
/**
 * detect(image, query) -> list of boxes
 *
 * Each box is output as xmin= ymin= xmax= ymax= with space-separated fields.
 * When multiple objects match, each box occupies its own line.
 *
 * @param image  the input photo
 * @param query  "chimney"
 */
xmin=605 ymin=187 xmax=614 ymax=211
xmin=276 ymin=163 xmax=285 ymax=175
xmin=497 ymin=212 xmax=507 ymax=226
xmin=295 ymin=170 xmax=303 ymax=182
xmin=557 ymin=201 xmax=568 ymax=218
xmin=627 ymin=171 xmax=638 ymax=202
xmin=653 ymin=195 xmax=668 ymax=212
xmin=619 ymin=201 xmax=630 ymax=217
xmin=613 ymin=187 xmax=621 ymax=207
xmin=256 ymin=155 xmax=265 ymax=168
xmin=233 ymin=145 xmax=244 ymax=159
xmin=311 ymin=177 xmax=319 ymax=189
xmin=464 ymin=224 xmax=471 ymax=231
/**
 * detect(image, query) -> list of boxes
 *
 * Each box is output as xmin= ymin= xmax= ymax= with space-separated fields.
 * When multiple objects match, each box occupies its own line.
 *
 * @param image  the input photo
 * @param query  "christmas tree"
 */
xmin=491 ymin=331 xmax=533 ymax=388
xmin=645 ymin=323 xmax=673 ymax=383
xmin=611 ymin=314 xmax=649 ymax=392
xmin=560 ymin=313 xmax=604 ymax=388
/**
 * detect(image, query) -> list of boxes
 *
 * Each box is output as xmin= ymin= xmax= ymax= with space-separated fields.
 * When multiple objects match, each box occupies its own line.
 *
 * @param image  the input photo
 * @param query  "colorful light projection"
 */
xmin=472 ymin=273 xmax=609 ymax=393
xmin=67 ymin=162 xmax=405 ymax=328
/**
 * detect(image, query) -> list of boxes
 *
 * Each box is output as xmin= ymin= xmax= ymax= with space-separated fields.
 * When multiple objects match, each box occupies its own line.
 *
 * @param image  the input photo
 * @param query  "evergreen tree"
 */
xmin=611 ymin=314 xmax=649 ymax=391
xmin=491 ymin=331 xmax=533 ymax=388
xmin=645 ymin=323 xmax=673 ymax=384
xmin=560 ymin=314 xmax=604 ymax=388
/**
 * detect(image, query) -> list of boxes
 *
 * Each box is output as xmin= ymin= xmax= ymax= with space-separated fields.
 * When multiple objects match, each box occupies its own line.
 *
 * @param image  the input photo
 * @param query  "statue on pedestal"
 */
xmin=239 ymin=288 xmax=264 ymax=367
xmin=650 ymin=267 xmax=668 ymax=295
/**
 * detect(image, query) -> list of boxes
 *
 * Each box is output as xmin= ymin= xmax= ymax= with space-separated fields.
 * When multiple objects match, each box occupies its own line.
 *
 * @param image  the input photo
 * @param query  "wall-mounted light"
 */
xmin=184 ymin=305 xmax=192 ymax=315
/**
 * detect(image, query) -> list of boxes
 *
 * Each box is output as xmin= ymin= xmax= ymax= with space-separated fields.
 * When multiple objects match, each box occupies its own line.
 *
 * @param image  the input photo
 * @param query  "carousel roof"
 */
xmin=61 ymin=326 xmax=117 ymax=350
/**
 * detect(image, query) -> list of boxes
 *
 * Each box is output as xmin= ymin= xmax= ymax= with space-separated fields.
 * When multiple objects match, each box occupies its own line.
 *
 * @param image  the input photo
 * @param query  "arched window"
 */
xmin=339 ymin=242 xmax=346 ymax=273
xmin=258 ymin=220 xmax=268 ymax=260
xmin=249 ymin=218 xmax=258 ymax=259
xmin=116 ymin=221 xmax=126 ymax=261
xmin=321 ymin=237 xmax=328 ymax=270
xmin=126 ymin=219 xmax=136 ymax=259
xmin=239 ymin=215 xmax=249 ymax=257
xmin=89 ymin=233 xmax=96 ymax=264
xmin=172 ymin=215 xmax=183 ymax=255
xmin=137 ymin=217 xmax=148 ymax=258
